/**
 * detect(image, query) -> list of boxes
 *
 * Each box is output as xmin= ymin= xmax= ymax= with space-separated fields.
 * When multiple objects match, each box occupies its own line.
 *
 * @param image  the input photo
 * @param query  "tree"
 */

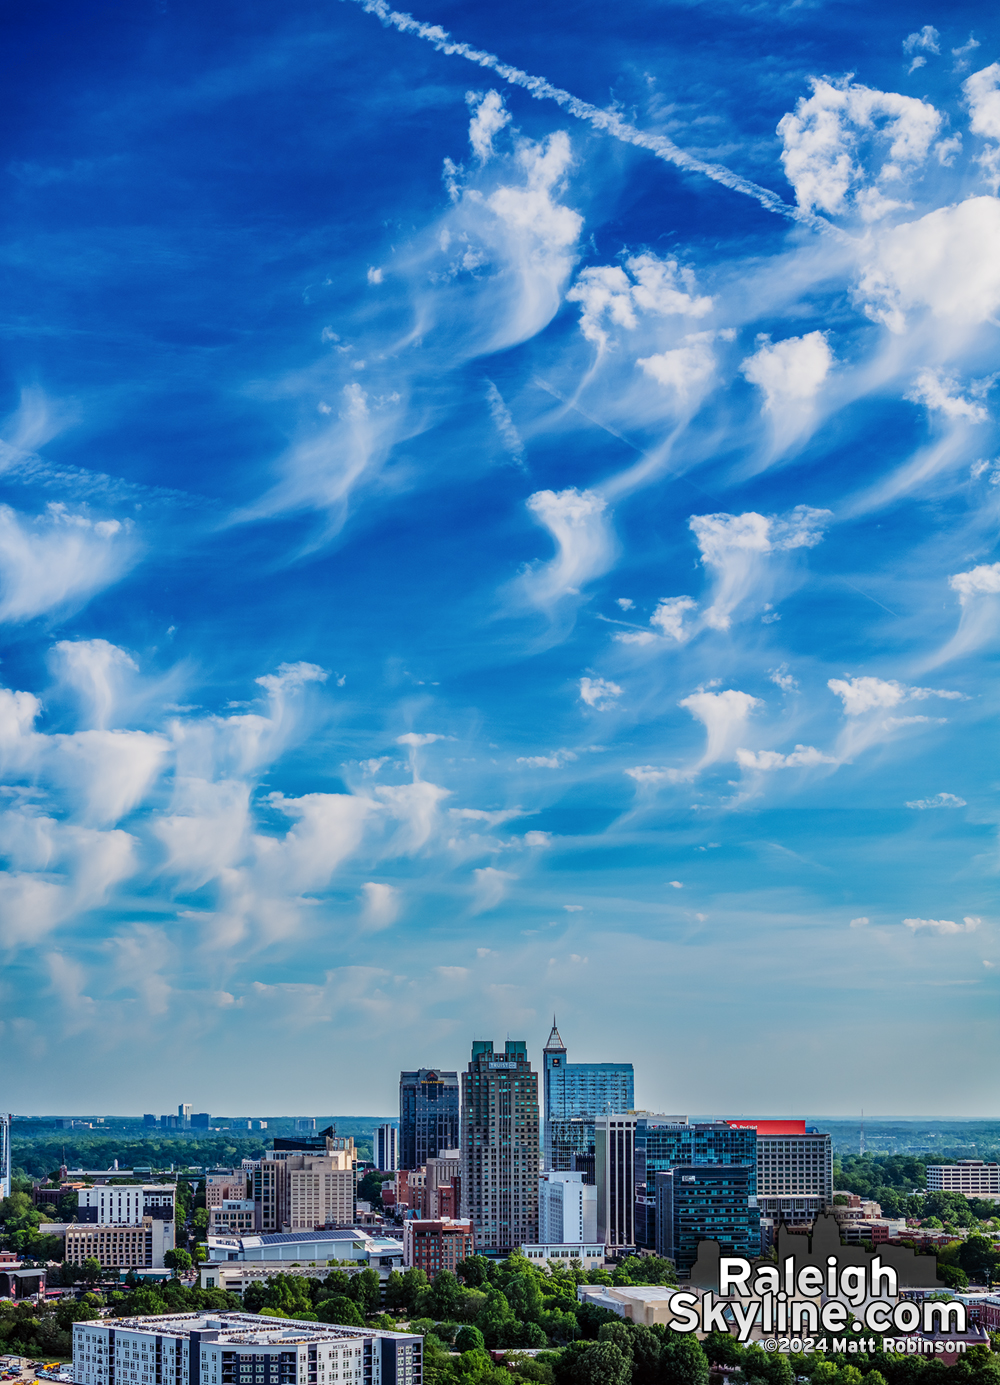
xmin=553 ymin=1341 xmax=630 ymax=1385
xmin=129 ymin=1287 xmax=169 ymax=1315
xmin=317 ymin=1297 xmax=364 ymax=1327
xmin=165 ymin=1250 xmax=193 ymax=1276
xmin=598 ymin=1322 xmax=635 ymax=1362
xmin=737 ymin=1345 xmax=794 ymax=1385
xmin=938 ymin=1265 xmax=970 ymax=1291
xmin=703 ymin=1332 xmax=745 ymax=1368
xmin=350 ymin=1268 xmax=381 ymax=1315
xmin=476 ymin=1287 xmax=515 ymax=1348
xmin=55 ymin=1300 xmax=100 ymax=1331
xmin=419 ymin=1269 xmax=464 ymax=1321
xmin=455 ymin=1326 xmax=486 ymax=1353
xmin=501 ymin=1274 xmax=544 ymax=1325
xmin=959 ymin=1235 xmax=998 ymax=1282
xmin=400 ymin=1268 xmax=430 ymax=1314
xmin=613 ymin=1256 xmax=676 ymax=1287
xmin=457 ymin=1256 xmax=493 ymax=1288
xmin=383 ymin=1271 xmax=407 ymax=1312
xmin=80 ymin=1258 xmax=104 ymax=1286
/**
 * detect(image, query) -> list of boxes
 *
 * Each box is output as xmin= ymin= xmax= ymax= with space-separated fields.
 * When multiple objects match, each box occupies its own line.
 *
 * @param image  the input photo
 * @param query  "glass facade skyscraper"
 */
xmin=399 ymin=1068 xmax=460 ymax=1171
xmin=635 ymin=1117 xmax=759 ymax=1253
xmin=655 ymin=1165 xmax=759 ymax=1275
xmin=542 ymin=1020 xmax=634 ymax=1172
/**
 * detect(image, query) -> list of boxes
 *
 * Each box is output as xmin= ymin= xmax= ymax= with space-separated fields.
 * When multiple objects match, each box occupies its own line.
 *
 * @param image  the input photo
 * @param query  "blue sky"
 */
xmin=2 ymin=0 xmax=999 ymax=1117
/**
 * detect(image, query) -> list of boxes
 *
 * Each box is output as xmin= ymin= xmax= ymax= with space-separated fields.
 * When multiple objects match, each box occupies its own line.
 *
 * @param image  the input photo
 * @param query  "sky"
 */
xmin=1 ymin=0 xmax=999 ymax=1118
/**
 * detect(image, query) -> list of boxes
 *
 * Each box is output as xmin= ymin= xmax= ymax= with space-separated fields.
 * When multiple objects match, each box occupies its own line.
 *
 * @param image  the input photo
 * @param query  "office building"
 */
xmin=65 ymin=1219 xmax=174 ymax=1270
xmin=143 ymin=1115 xmax=157 ymax=1128
xmin=595 ymin=1113 xmax=640 ymax=1248
xmin=78 ymin=1184 xmax=177 ymax=1225
xmin=460 ymin=1039 xmax=540 ymax=1254
xmin=403 ymin=1218 xmax=474 ymax=1277
xmin=191 ymin=1113 xmax=211 ymax=1129
xmin=206 ymin=1173 xmax=249 ymax=1209
xmin=726 ymin=1120 xmax=833 ymax=1227
xmin=208 ymin=1200 xmax=256 ymax=1236
xmin=0 ymin=1113 xmax=10 ymax=1199
xmin=295 ymin=1118 xmax=317 ymax=1133
xmin=926 ymin=1161 xmax=1000 ymax=1195
xmin=250 ymin=1130 xmax=357 ymax=1233
xmin=655 ymin=1165 xmax=759 ymax=1276
xmin=400 ymin=1070 xmax=460 ymax=1170
xmin=179 ymin=1104 xmax=193 ymax=1126
xmin=375 ymin=1124 xmax=399 ymax=1173
xmin=72 ymin=1311 xmax=422 ymax=1385
xmin=521 ymin=1242 xmax=605 ymax=1269
xmin=633 ymin=1117 xmax=757 ymax=1251
xmin=542 ymin=1021 xmax=633 ymax=1173
xmin=538 ymin=1170 xmax=597 ymax=1244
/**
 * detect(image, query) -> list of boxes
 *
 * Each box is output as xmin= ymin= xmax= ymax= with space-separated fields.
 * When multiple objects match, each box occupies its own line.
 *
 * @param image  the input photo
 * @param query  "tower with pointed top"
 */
xmin=542 ymin=1020 xmax=634 ymax=1174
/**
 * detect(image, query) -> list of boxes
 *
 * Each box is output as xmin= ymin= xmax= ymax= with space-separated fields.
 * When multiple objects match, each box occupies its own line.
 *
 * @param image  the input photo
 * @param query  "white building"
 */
xmin=79 ymin=1184 xmax=176 ymax=1225
xmin=538 ymin=1171 xmax=596 ymax=1244
xmin=521 ymin=1243 xmax=604 ymax=1269
xmin=926 ymin=1162 xmax=1000 ymax=1196
xmin=72 ymin=1311 xmax=421 ymax=1385
xmin=205 ymin=1228 xmax=404 ymax=1272
xmin=375 ymin=1126 xmax=399 ymax=1173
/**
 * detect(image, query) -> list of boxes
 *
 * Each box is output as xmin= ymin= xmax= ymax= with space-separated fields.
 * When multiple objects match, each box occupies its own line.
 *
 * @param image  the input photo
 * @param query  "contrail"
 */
xmin=345 ymin=0 xmax=835 ymax=235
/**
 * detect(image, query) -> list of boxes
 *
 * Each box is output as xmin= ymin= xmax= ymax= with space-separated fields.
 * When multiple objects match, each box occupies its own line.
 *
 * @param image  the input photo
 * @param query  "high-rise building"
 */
xmin=542 ymin=1021 xmax=634 ymax=1173
xmin=655 ymin=1165 xmax=759 ymax=1275
xmin=460 ymin=1040 xmax=540 ymax=1254
xmin=250 ymin=1129 xmax=357 ymax=1232
xmin=400 ymin=1070 xmax=460 ymax=1170
xmin=926 ymin=1161 xmax=1000 ymax=1195
xmin=143 ymin=1114 xmax=157 ymax=1128
xmin=633 ymin=1117 xmax=758 ymax=1252
xmin=375 ymin=1124 xmax=399 ymax=1172
xmin=403 ymin=1218 xmax=474 ymax=1277
xmin=538 ymin=1170 xmax=597 ymax=1244
xmin=179 ymin=1103 xmax=193 ymax=1126
xmin=725 ymin=1120 xmax=832 ymax=1228
xmin=191 ymin=1113 xmax=211 ymax=1129
xmin=595 ymin=1113 xmax=640 ymax=1248
xmin=0 ymin=1113 xmax=10 ymax=1199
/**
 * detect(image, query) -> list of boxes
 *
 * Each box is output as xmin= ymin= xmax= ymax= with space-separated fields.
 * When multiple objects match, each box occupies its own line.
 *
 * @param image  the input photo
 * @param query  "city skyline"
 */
xmin=0 ymin=0 xmax=998 ymax=1117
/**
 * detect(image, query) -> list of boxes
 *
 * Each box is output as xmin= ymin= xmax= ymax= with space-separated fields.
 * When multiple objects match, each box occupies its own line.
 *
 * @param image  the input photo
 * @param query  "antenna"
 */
xmin=860 ymin=1109 xmax=865 ymax=1157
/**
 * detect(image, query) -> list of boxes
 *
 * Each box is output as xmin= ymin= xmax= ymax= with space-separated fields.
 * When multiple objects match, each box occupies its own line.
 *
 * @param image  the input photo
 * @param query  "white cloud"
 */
xmin=828 ymin=675 xmax=962 ymax=715
xmin=472 ymin=865 xmax=517 ymax=912
xmin=467 ymin=89 xmax=510 ymax=162
xmin=769 ymin=664 xmax=798 ymax=692
xmin=903 ymin=915 xmax=980 ymax=934
xmin=450 ymin=806 xmax=527 ymax=826
xmin=579 ymin=676 xmax=622 ymax=709
xmin=485 ymin=380 xmax=524 ymax=463
xmin=521 ymin=487 xmax=616 ymax=608
xmin=396 ymin=732 xmax=446 ymax=747
xmin=616 ymin=597 xmax=634 ymax=610
xmin=679 ymin=689 xmax=762 ymax=770
xmin=690 ymin=506 xmax=830 ymax=630
xmin=741 ymin=332 xmax=833 ymax=411
xmin=828 ymin=675 xmax=907 ymax=715
xmin=857 ymin=197 xmax=1000 ymax=332
xmin=523 ymin=830 xmax=551 ymax=847
xmin=950 ymin=562 xmax=1000 ymax=601
xmin=50 ymin=639 xmax=138 ymax=730
xmin=567 ymin=253 xmax=711 ymax=351
xmin=963 ymin=64 xmax=1000 ymax=190
xmin=736 ymin=744 xmax=837 ymax=770
xmin=850 ymin=916 xmax=870 ymax=928
xmin=615 ymin=595 xmax=696 ymax=646
xmin=360 ymin=881 xmax=401 ymax=931
xmin=624 ymin=764 xmax=687 ymax=785
xmin=903 ymin=26 xmax=940 ymax=55
xmin=0 ymin=503 xmax=136 ymax=622
xmin=487 ymin=129 xmax=582 ymax=282
xmin=906 ymin=370 xmax=989 ymax=423
xmin=44 ymin=729 xmax=170 ymax=826
xmin=777 ymin=77 xmax=941 ymax=216
xmin=906 ymin=792 xmax=967 ymax=809
xmin=637 ymin=332 xmax=718 ymax=406
xmin=517 ymin=747 xmax=577 ymax=769
xmin=366 ymin=266 xmax=383 ymax=285
xmin=563 ymin=903 xmax=583 ymax=911
xmin=668 ymin=880 xmax=683 ymax=888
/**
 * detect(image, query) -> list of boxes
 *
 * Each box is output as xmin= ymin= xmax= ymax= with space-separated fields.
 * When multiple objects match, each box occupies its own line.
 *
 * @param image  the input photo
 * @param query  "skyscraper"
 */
xmin=460 ymin=1039 xmax=540 ymax=1254
xmin=726 ymin=1120 xmax=833 ymax=1229
xmin=655 ymin=1165 xmax=759 ymax=1275
xmin=542 ymin=1020 xmax=634 ymax=1172
xmin=375 ymin=1123 xmax=400 ymax=1173
xmin=399 ymin=1069 xmax=460 ymax=1170
xmin=634 ymin=1116 xmax=759 ymax=1253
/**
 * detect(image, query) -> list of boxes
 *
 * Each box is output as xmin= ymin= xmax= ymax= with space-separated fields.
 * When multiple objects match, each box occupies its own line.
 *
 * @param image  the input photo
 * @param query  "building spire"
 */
xmin=544 ymin=1015 xmax=566 ymax=1052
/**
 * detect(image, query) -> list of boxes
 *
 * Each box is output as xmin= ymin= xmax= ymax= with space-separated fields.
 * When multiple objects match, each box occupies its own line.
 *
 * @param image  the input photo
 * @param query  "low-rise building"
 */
xmin=208 ymin=1201 xmax=256 ymax=1236
xmin=521 ymin=1243 xmax=604 ymax=1269
xmin=72 ymin=1311 xmax=421 ymax=1385
xmin=64 ymin=1217 xmax=174 ymax=1270
xmin=206 ymin=1175 xmax=249 ymax=1210
xmin=402 ymin=1219 xmax=473 ymax=1278
xmin=205 ymin=1228 xmax=404 ymax=1273
xmin=926 ymin=1162 xmax=1000 ymax=1196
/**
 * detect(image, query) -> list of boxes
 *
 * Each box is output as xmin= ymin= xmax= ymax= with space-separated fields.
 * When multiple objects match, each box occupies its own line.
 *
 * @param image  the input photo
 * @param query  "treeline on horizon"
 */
xmin=11 ymin=1130 xmax=377 ymax=1178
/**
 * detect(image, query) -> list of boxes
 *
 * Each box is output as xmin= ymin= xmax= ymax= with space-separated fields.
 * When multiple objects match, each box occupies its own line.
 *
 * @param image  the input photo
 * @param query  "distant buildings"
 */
xmin=399 ymin=1069 xmax=460 ymax=1170
xmin=542 ymin=1020 xmax=633 ymax=1174
xmin=460 ymin=1039 xmax=540 ymax=1254
xmin=926 ymin=1161 xmax=1000 ymax=1195
xmin=206 ymin=1172 xmax=249 ymax=1208
xmin=403 ymin=1218 xmax=474 ymax=1275
xmin=393 ymin=1150 xmax=461 ymax=1220
xmin=375 ymin=1124 xmax=399 ymax=1172
xmin=63 ymin=1183 xmax=178 ymax=1270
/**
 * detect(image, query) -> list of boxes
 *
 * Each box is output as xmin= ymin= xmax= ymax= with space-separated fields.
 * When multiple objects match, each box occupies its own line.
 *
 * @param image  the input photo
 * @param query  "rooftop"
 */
xmin=79 ymin=1313 xmax=416 ymax=1344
